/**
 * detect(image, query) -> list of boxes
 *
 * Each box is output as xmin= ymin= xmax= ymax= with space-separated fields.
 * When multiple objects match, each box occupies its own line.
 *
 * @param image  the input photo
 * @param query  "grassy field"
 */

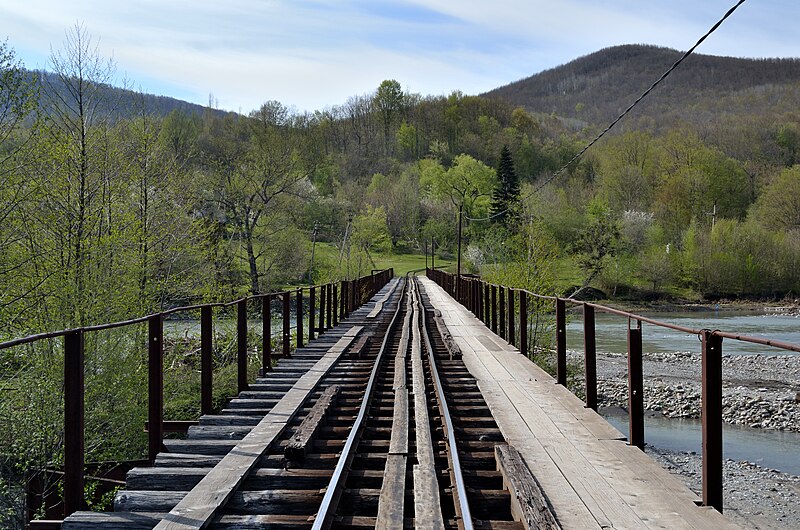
xmin=371 ymin=252 xmax=456 ymax=276
xmin=303 ymin=242 xmax=456 ymax=282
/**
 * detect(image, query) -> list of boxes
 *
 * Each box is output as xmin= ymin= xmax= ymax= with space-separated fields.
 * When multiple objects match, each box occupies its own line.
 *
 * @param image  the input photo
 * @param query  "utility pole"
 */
xmin=707 ymin=202 xmax=717 ymax=232
xmin=456 ymin=203 xmax=463 ymax=298
xmin=425 ymin=241 xmax=428 ymax=270
xmin=308 ymin=222 xmax=318 ymax=282
xmin=431 ymin=236 xmax=435 ymax=270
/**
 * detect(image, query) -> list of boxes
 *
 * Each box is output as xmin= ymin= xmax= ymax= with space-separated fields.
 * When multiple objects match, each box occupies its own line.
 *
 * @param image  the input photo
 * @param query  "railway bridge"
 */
xmin=14 ymin=269 xmax=751 ymax=529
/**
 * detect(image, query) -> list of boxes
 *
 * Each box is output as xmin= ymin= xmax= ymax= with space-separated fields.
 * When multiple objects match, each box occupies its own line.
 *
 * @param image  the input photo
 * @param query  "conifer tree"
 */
xmin=490 ymin=145 xmax=520 ymax=225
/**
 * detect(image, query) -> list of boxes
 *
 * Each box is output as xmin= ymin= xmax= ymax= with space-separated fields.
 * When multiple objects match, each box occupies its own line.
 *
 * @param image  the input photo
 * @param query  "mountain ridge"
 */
xmin=483 ymin=44 xmax=800 ymax=127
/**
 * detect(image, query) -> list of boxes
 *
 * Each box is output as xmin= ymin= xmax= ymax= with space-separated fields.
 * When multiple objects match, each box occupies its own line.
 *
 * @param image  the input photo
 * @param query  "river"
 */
xmin=567 ymin=308 xmax=800 ymax=355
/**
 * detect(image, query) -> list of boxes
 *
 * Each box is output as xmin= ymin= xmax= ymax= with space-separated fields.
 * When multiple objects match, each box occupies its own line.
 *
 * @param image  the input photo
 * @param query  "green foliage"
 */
xmin=352 ymin=205 xmax=392 ymax=255
xmin=490 ymin=146 xmax=520 ymax=225
xmin=573 ymin=199 xmax=621 ymax=285
xmin=752 ymin=165 xmax=800 ymax=231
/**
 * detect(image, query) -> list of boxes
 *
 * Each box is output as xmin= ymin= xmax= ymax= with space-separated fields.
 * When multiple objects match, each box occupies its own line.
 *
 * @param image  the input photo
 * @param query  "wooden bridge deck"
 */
xmin=420 ymin=277 xmax=739 ymax=530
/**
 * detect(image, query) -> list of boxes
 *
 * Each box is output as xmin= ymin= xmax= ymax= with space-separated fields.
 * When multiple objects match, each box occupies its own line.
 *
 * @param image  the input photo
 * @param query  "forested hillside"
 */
xmin=486 ymin=44 xmax=800 ymax=129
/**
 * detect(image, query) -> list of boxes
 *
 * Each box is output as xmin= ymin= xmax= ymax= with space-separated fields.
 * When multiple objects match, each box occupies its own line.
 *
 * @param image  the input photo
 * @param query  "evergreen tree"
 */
xmin=490 ymin=145 xmax=520 ymax=225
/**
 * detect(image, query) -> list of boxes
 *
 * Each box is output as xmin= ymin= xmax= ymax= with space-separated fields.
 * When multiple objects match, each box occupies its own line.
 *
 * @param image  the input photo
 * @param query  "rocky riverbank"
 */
xmin=650 ymin=447 xmax=800 ymax=529
xmin=585 ymin=350 xmax=800 ymax=528
xmin=592 ymin=351 xmax=800 ymax=432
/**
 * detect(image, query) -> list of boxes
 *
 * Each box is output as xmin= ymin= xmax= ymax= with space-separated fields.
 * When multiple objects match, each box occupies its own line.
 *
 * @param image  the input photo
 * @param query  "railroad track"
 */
xmin=65 ymin=275 xmax=554 ymax=529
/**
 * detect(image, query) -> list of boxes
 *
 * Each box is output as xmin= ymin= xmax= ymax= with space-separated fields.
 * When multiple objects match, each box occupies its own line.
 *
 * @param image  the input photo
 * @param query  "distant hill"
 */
xmin=28 ymin=69 xmax=232 ymax=119
xmin=484 ymin=44 xmax=800 ymax=128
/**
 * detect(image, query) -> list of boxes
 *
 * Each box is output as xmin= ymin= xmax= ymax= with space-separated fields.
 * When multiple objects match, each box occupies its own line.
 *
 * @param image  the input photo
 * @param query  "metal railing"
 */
xmin=427 ymin=267 xmax=799 ymax=514
xmin=2 ymin=268 xmax=393 ymax=523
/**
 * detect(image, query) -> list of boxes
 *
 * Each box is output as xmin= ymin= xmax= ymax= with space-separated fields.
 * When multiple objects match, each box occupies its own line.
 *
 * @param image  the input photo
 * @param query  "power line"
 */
xmin=466 ymin=0 xmax=748 ymax=222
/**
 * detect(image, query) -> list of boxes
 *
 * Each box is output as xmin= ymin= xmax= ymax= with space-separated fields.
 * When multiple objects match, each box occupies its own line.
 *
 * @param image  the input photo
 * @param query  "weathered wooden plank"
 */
xmin=388 ymin=391 xmax=408 ymax=455
xmin=375 ymin=454 xmax=406 ymax=530
xmin=410 ymin=297 xmax=445 ymax=530
xmin=433 ymin=309 xmax=462 ymax=359
xmin=366 ymin=279 xmax=400 ymax=318
xmin=152 ymin=327 xmax=363 ymax=530
xmin=63 ymin=511 xmax=163 ymax=530
xmin=495 ymin=444 xmax=561 ymax=530
xmin=285 ymin=384 xmax=340 ymax=459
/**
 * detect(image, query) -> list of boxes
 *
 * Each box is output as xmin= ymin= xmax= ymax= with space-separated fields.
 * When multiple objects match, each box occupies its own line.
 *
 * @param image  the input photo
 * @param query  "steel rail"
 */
xmin=312 ymin=276 xmax=407 ymax=530
xmin=415 ymin=276 xmax=474 ymax=529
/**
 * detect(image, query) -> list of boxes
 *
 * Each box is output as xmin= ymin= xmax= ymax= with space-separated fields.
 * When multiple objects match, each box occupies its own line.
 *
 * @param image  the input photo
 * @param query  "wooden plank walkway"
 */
xmin=419 ymin=277 xmax=740 ymax=530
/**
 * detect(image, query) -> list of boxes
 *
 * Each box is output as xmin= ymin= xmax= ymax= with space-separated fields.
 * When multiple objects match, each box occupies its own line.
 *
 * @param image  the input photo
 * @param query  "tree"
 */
xmin=752 ymin=165 xmax=800 ymax=231
xmin=31 ymin=23 xmax=118 ymax=326
xmin=0 ymin=41 xmax=38 ymax=330
xmin=421 ymin=154 xmax=496 ymax=217
xmin=490 ymin=146 xmax=520 ymax=225
xmin=573 ymin=199 xmax=620 ymax=285
xmin=206 ymin=102 xmax=314 ymax=294
xmin=374 ymin=79 xmax=404 ymax=155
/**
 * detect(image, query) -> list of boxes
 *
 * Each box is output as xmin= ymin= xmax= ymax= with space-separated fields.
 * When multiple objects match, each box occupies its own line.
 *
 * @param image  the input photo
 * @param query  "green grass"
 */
xmin=296 ymin=242 xmax=457 ymax=283
xmin=371 ymin=252 xmax=456 ymax=276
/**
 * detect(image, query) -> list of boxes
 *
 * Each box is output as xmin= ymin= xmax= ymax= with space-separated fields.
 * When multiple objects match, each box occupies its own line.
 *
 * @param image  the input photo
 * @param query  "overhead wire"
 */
xmin=465 ymin=0 xmax=748 ymax=222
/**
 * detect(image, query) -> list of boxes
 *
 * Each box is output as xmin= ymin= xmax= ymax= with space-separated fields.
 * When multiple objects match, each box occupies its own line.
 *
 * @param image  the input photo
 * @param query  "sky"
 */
xmin=1 ymin=0 xmax=798 ymax=114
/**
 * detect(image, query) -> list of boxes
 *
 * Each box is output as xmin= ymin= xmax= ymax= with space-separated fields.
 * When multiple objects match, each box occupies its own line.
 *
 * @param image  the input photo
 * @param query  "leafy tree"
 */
xmin=421 ymin=154 xmax=496 ymax=217
xmin=374 ymin=79 xmax=404 ymax=155
xmin=752 ymin=165 xmax=800 ymax=231
xmin=0 ymin=41 xmax=38 ymax=331
xmin=490 ymin=146 xmax=520 ymax=225
xmin=573 ymin=199 xmax=620 ymax=285
xmin=205 ymin=101 xmax=313 ymax=293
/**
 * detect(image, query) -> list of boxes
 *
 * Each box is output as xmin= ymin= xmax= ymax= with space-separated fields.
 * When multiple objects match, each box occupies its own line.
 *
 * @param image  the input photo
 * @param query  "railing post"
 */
xmin=519 ymin=291 xmax=528 ymax=357
xmin=148 ymin=315 xmax=164 ymax=463
xmin=309 ymin=287 xmax=316 ymax=341
xmin=64 ymin=329 xmax=85 ymax=517
xmin=507 ymin=288 xmax=515 ymax=347
xmin=484 ymin=283 xmax=490 ymax=325
xmin=628 ymin=323 xmax=644 ymax=450
xmin=490 ymin=285 xmax=498 ymax=334
xmin=332 ymin=284 xmax=339 ymax=326
xmin=326 ymin=283 xmax=333 ymax=330
xmin=339 ymin=281 xmax=345 ymax=318
xmin=499 ymin=287 xmax=506 ymax=339
xmin=318 ymin=283 xmax=326 ymax=333
xmin=262 ymin=295 xmax=272 ymax=373
xmin=556 ymin=298 xmax=567 ymax=386
xmin=296 ymin=289 xmax=304 ymax=349
xmin=283 ymin=291 xmax=291 ymax=357
xmin=201 ymin=306 xmax=213 ymax=414
xmin=237 ymin=299 xmax=248 ymax=393
xmin=341 ymin=281 xmax=347 ymax=318
xmin=702 ymin=330 xmax=724 ymax=512
xmin=583 ymin=304 xmax=597 ymax=411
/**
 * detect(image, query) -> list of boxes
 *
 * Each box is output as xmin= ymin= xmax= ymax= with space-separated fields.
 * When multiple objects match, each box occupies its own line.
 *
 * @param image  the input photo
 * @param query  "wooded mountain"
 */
xmin=484 ymin=44 xmax=800 ymax=129
xmin=28 ymin=69 xmax=230 ymax=119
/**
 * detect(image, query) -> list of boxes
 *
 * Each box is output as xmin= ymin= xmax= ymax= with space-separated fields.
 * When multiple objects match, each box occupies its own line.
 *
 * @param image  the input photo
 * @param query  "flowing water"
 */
xmin=566 ymin=308 xmax=800 ymax=475
xmin=567 ymin=308 xmax=800 ymax=356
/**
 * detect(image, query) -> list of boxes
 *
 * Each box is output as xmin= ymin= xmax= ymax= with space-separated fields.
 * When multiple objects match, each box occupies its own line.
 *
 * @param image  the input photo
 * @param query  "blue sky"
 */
xmin=1 ymin=1 xmax=798 ymax=114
